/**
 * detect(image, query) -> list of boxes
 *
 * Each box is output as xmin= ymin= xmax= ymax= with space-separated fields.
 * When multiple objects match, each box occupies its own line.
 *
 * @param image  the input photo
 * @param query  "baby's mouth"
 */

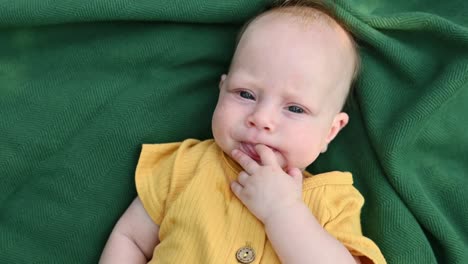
xmin=239 ymin=142 xmax=261 ymax=162
xmin=239 ymin=142 xmax=279 ymax=163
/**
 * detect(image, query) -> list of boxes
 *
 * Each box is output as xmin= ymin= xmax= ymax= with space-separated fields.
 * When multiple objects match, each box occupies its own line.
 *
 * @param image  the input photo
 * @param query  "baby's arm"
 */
xmin=99 ymin=197 xmax=160 ymax=264
xmin=264 ymin=203 xmax=361 ymax=264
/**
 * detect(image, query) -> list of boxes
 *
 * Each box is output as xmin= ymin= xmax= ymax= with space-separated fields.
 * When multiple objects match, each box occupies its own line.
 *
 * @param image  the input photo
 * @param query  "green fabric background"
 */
xmin=1 ymin=0 xmax=467 ymax=263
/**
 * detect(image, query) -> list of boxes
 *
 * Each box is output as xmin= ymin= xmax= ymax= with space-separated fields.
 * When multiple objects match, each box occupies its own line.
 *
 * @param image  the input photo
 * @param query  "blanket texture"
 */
xmin=1 ymin=0 xmax=467 ymax=263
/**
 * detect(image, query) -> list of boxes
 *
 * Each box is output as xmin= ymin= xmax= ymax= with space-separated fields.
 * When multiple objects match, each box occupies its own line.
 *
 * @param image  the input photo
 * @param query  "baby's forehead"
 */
xmin=230 ymin=6 xmax=358 ymax=109
xmin=239 ymin=6 xmax=359 ymax=78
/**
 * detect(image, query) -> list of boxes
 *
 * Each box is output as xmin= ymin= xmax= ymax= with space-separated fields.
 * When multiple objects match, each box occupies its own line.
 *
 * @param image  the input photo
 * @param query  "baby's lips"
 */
xmin=240 ymin=142 xmax=261 ymax=162
xmin=256 ymin=143 xmax=278 ymax=153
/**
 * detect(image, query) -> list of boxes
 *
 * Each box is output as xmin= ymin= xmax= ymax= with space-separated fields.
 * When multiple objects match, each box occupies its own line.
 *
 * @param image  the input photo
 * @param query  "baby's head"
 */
xmin=212 ymin=0 xmax=359 ymax=171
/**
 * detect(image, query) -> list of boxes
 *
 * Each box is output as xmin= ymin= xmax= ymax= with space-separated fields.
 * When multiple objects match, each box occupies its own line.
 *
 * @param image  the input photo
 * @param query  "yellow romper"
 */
xmin=136 ymin=139 xmax=386 ymax=264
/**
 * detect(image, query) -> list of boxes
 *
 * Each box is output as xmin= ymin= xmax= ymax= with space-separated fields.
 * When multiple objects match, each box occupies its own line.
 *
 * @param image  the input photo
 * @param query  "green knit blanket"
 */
xmin=1 ymin=0 xmax=467 ymax=263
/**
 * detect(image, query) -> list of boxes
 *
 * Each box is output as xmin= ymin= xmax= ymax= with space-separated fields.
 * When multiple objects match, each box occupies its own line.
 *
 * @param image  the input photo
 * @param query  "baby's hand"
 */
xmin=230 ymin=144 xmax=303 ymax=224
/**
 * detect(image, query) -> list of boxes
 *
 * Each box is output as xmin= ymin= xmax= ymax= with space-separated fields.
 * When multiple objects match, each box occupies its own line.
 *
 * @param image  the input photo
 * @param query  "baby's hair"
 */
xmin=235 ymin=0 xmax=360 ymax=110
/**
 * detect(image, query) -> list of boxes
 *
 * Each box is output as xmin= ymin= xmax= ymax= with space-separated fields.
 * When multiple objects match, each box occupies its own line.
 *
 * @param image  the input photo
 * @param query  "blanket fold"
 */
xmin=0 ymin=0 xmax=268 ymax=27
xmin=1 ymin=0 xmax=467 ymax=263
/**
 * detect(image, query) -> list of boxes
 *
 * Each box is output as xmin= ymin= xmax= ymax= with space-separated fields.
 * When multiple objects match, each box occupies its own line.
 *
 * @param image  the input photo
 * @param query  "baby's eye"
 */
xmin=239 ymin=91 xmax=255 ymax=100
xmin=288 ymin=105 xmax=304 ymax=114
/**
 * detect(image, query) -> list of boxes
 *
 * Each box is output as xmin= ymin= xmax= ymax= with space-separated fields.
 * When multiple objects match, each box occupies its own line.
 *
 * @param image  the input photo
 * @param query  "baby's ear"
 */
xmin=219 ymin=74 xmax=227 ymax=89
xmin=321 ymin=145 xmax=328 ymax=154
xmin=325 ymin=112 xmax=349 ymax=145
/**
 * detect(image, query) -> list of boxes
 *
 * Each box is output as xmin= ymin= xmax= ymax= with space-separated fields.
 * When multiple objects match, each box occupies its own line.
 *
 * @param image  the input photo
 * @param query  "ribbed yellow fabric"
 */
xmin=135 ymin=139 xmax=386 ymax=264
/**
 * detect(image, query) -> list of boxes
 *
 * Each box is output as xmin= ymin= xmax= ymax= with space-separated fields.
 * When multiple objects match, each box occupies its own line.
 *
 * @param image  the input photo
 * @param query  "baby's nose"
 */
xmin=248 ymin=119 xmax=271 ymax=131
xmin=247 ymin=108 xmax=275 ymax=132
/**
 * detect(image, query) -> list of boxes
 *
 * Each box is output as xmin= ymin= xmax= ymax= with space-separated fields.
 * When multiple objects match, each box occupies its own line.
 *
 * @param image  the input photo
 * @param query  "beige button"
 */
xmin=236 ymin=246 xmax=255 ymax=263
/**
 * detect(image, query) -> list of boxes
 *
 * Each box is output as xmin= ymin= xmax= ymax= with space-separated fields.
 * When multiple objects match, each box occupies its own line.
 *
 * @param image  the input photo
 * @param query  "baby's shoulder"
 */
xmin=302 ymin=171 xmax=354 ymax=190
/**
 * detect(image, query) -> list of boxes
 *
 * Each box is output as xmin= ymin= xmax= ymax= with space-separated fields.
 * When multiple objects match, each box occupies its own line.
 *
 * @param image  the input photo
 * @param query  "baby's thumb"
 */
xmin=288 ymin=168 xmax=303 ymax=183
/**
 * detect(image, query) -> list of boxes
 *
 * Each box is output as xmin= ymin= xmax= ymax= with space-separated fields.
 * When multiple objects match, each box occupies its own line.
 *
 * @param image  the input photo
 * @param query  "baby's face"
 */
xmin=212 ymin=12 xmax=354 ymax=171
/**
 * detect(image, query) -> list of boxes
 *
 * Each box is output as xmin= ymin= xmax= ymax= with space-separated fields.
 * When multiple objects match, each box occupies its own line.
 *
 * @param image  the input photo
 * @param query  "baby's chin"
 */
xmin=280 ymin=157 xmax=309 ymax=173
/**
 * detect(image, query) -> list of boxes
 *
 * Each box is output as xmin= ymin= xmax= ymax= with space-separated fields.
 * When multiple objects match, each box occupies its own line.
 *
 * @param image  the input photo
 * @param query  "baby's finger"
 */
xmin=230 ymin=181 xmax=244 ymax=199
xmin=231 ymin=149 xmax=259 ymax=174
xmin=237 ymin=171 xmax=249 ymax=186
xmin=255 ymin=144 xmax=278 ymax=167
xmin=288 ymin=167 xmax=303 ymax=185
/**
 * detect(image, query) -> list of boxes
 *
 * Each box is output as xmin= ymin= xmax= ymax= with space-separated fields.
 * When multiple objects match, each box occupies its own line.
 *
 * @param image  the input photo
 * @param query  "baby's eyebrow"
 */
xmin=229 ymin=70 xmax=253 ymax=80
xmin=229 ymin=72 xmax=261 ymax=87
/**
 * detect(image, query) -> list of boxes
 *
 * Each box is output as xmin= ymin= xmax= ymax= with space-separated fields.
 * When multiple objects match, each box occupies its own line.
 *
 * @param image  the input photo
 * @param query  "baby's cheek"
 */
xmin=287 ymin=150 xmax=315 ymax=171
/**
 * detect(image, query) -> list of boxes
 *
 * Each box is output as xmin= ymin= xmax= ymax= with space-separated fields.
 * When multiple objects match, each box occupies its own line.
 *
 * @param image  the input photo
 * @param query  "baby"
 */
xmin=100 ymin=1 xmax=385 ymax=263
